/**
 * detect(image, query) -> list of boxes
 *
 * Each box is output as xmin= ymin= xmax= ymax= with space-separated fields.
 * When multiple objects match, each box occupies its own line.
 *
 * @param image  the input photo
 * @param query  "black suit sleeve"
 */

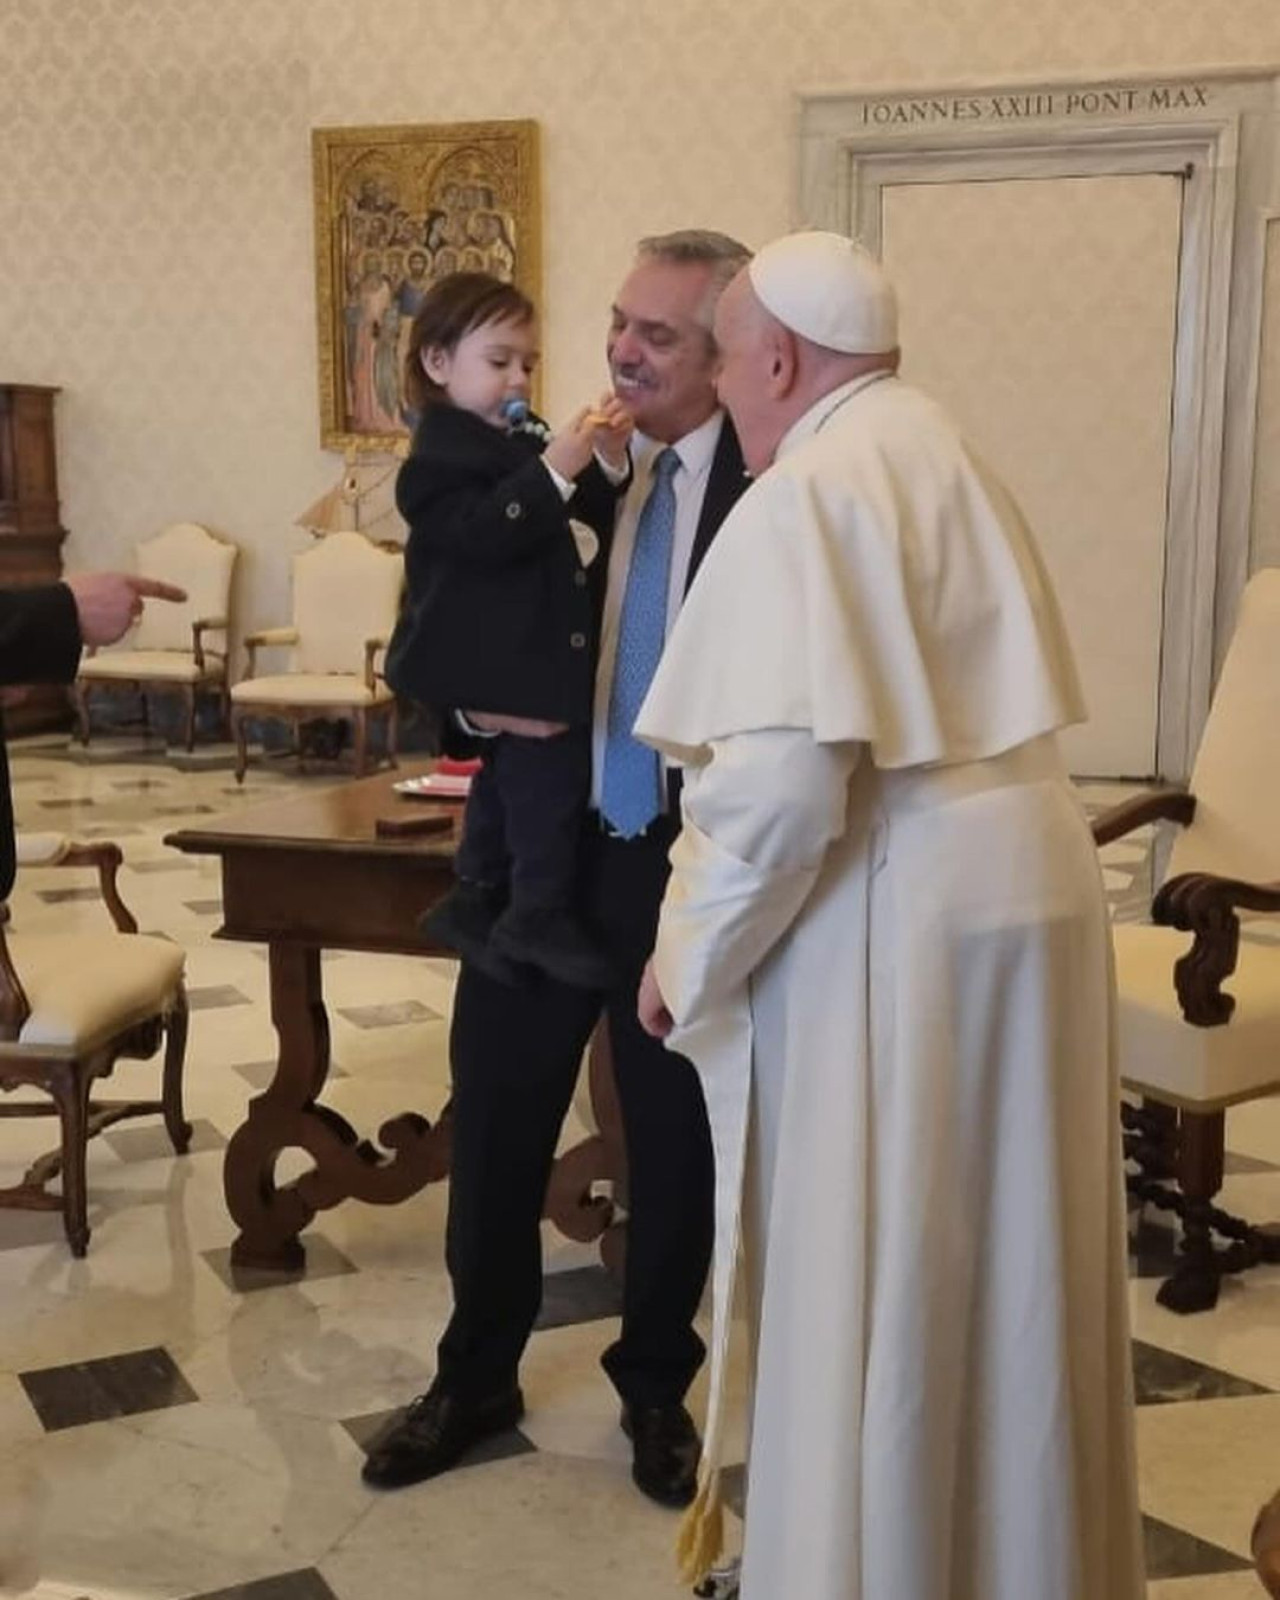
xmin=0 ymin=585 xmax=83 ymax=687
xmin=397 ymin=453 xmax=574 ymax=571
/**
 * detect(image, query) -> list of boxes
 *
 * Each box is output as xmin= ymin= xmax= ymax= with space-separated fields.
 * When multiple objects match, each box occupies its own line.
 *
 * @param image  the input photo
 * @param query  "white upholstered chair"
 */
xmin=1092 ymin=568 xmax=1280 ymax=1312
xmin=229 ymin=529 xmax=403 ymax=781
xmin=73 ymin=521 xmax=238 ymax=749
xmin=0 ymin=832 xmax=189 ymax=1255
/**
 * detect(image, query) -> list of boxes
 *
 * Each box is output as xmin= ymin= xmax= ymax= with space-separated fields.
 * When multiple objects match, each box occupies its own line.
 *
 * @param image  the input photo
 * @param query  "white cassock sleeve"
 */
xmin=653 ymin=728 xmax=861 ymax=1030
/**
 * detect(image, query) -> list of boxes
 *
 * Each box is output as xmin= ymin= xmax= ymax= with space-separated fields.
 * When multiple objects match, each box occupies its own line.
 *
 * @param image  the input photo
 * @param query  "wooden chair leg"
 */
xmin=48 ymin=1061 xmax=93 ymax=1257
xmin=386 ymin=702 xmax=399 ymax=769
xmin=162 ymin=988 xmax=192 ymax=1154
xmin=1159 ymin=1107 xmax=1227 ymax=1313
xmin=353 ymin=709 xmax=369 ymax=777
xmin=181 ymin=685 xmax=196 ymax=752
xmin=231 ymin=707 xmax=249 ymax=783
xmin=71 ymin=682 xmax=92 ymax=745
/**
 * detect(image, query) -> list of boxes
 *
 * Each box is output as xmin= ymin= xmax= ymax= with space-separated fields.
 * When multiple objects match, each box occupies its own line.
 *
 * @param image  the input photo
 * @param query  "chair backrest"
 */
xmin=291 ymin=530 xmax=404 ymax=675
xmin=130 ymin=522 xmax=238 ymax=654
xmin=1169 ymin=568 xmax=1280 ymax=883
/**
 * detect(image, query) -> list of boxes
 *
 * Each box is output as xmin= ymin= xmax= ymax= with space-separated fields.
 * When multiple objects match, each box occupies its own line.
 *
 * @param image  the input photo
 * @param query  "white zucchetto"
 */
xmin=748 ymin=230 xmax=899 ymax=355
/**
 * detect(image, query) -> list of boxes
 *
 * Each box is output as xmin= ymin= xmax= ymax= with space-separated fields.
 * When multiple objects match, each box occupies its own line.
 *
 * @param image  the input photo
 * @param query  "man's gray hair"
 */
xmin=635 ymin=229 xmax=752 ymax=339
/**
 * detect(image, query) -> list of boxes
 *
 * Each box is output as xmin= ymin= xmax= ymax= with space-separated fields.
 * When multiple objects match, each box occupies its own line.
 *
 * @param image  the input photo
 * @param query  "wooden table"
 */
xmin=166 ymin=766 xmax=625 ymax=1277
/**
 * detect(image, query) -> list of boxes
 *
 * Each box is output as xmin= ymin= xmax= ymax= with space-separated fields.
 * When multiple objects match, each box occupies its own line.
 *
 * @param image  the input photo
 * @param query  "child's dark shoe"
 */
xmin=488 ymin=905 xmax=611 ymax=990
xmin=419 ymin=883 xmax=528 ymax=987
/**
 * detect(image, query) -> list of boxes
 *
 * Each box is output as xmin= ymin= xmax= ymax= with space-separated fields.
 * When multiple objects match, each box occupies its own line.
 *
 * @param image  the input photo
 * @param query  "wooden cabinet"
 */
xmin=0 ymin=384 xmax=70 ymax=732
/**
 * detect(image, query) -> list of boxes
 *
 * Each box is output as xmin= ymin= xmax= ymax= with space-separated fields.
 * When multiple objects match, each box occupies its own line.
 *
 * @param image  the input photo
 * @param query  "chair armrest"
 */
xmin=191 ymin=617 xmax=229 ymax=674
xmin=1091 ymin=787 xmax=1196 ymax=846
xmin=1151 ymin=869 xmax=1280 ymax=1027
xmin=1254 ymin=1488 xmax=1280 ymax=1599
xmin=243 ymin=626 xmax=299 ymax=680
xmin=364 ymin=636 xmax=388 ymax=692
xmin=0 ymin=913 xmax=31 ymax=1042
xmin=13 ymin=834 xmax=138 ymax=933
xmin=56 ymin=841 xmax=139 ymax=933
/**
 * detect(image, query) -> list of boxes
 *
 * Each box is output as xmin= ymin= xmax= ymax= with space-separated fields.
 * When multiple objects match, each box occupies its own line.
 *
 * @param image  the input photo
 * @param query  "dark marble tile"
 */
xmin=1143 ymin=1513 xmax=1252 ymax=1579
xmin=35 ymin=886 xmax=107 ymax=905
xmin=1128 ymin=1215 xmax=1181 ymax=1280
xmin=185 ymin=1571 xmax=340 ymax=1600
xmin=337 ymin=1000 xmax=441 ymax=1029
xmin=534 ymin=1265 xmax=623 ymax=1330
xmin=187 ymin=985 xmax=252 ymax=1011
xmin=230 ymin=1058 xmax=347 ymax=1090
xmin=343 ymin=1405 xmax=536 ymax=1468
xmin=722 ymin=1461 xmax=746 ymax=1517
xmin=104 ymin=1117 xmax=226 ymax=1162
xmin=19 ymin=1346 xmax=197 ymax=1432
xmin=201 ymin=1234 xmax=357 ymax=1294
xmin=1132 ymin=1339 xmax=1273 ymax=1405
xmin=1224 ymin=1149 xmax=1280 ymax=1175
xmin=184 ymin=898 xmax=225 ymax=916
xmin=38 ymin=797 xmax=96 ymax=809
xmin=129 ymin=857 xmax=199 ymax=874
xmin=0 ymin=1209 xmax=68 ymax=1252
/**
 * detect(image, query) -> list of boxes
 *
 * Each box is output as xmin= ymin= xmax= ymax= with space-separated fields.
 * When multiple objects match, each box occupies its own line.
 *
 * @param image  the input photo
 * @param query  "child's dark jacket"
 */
xmin=386 ymin=403 xmax=624 ymax=722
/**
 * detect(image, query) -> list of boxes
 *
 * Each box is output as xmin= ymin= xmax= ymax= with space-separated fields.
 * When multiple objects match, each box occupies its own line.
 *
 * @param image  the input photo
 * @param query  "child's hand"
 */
xmin=543 ymin=408 xmax=596 ymax=481
xmin=588 ymin=394 xmax=632 ymax=471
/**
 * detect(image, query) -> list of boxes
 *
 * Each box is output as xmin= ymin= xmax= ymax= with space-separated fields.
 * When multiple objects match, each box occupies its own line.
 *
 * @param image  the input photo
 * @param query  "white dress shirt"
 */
xmin=591 ymin=409 xmax=726 ymax=810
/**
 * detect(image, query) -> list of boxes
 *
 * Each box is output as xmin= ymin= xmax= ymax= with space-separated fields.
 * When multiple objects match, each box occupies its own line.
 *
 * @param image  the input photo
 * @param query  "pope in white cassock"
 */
xmin=634 ymin=232 xmax=1145 ymax=1600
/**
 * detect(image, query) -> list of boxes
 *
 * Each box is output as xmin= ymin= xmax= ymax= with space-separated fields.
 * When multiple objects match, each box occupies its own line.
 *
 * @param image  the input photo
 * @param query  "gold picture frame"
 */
xmin=312 ymin=119 xmax=541 ymax=453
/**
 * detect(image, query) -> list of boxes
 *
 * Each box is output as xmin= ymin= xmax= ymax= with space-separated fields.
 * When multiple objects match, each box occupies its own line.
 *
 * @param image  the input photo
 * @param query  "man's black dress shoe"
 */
xmin=620 ymin=1401 xmax=701 ymax=1508
xmin=361 ymin=1380 xmax=524 ymax=1489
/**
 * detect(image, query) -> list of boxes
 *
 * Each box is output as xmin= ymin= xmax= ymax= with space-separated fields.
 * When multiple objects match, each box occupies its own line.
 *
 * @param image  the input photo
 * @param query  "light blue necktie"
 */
xmin=600 ymin=447 xmax=680 ymax=837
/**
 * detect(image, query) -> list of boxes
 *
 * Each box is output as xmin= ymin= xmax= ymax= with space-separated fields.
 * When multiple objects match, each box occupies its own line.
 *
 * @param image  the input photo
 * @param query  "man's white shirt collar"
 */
xmin=631 ymin=408 xmax=724 ymax=483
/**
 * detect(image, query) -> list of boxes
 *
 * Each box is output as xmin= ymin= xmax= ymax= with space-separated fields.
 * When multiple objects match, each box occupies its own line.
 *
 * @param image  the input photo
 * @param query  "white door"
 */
xmin=881 ymin=173 xmax=1183 ymax=778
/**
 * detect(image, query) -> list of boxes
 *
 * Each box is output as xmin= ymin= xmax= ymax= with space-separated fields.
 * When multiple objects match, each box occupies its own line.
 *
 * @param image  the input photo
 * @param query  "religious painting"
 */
xmin=312 ymin=120 xmax=540 ymax=452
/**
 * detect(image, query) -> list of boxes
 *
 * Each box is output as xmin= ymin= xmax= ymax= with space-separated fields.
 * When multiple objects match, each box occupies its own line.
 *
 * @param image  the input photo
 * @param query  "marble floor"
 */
xmin=0 ymin=739 xmax=1276 ymax=1600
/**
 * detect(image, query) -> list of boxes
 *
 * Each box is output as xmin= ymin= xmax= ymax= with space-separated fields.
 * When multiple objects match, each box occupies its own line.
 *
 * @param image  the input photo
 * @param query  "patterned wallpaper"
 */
xmin=1 ymin=0 xmax=1278 ymax=649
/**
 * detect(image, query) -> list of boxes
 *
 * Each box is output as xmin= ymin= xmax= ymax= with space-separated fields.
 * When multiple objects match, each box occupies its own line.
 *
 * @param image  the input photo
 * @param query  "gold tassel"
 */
xmin=677 ymin=1473 xmax=725 ymax=1585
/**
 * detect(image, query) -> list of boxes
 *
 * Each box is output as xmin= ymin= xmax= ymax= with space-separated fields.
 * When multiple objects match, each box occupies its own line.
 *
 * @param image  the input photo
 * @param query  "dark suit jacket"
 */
xmin=439 ymin=411 xmax=748 ymax=766
xmin=0 ymin=585 xmax=83 ymax=897
xmin=386 ymin=403 xmax=625 ymax=723
xmin=663 ymin=413 xmax=748 ymax=810
xmin=681 ymin=410 xmax=747 ymax=598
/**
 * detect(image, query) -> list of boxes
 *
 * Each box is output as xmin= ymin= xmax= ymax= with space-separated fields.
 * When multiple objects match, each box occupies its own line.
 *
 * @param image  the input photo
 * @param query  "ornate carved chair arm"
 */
xmin=0 ymin=910 xmax=31 ymax=1042
xmin=1151 ymin=870 xmax=1280 ymax=1027
xmin=364 ymin=637 xmax=388 ymax=692
xmin=1254 ymin=1487 xmax=1280 ymax=1599
xmin=57 ymin=841 xmax=139 ymax=933
xmin=242 ymin=626 xmax=299 ymax=681
xmin=1091 ymin=786 xmax=1196 ymax=846
xmin=191 ymin=617 xmax=229 ymax=674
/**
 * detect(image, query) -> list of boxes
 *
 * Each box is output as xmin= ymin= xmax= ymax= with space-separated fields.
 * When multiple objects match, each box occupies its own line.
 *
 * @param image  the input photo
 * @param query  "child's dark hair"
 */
xmin=403 ymin=272 xmax=535 ymax=412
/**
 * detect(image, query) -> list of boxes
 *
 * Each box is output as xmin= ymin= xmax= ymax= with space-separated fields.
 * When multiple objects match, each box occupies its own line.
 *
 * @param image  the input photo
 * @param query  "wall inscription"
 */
xmin=857 ymin=82 xmax=1210 ymax=129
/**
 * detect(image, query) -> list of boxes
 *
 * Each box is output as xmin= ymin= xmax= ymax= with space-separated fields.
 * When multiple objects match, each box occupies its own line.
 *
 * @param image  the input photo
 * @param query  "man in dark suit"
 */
xmin=364 ymin=230 xmax=752 ymax=1508
xmin=0 ymin=574 xmax=185 ymax=896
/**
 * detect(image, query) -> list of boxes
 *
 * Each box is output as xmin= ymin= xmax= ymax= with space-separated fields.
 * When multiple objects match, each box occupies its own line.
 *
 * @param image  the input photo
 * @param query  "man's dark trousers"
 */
xmin=436 ymin=812 xmax=714 ymax=1406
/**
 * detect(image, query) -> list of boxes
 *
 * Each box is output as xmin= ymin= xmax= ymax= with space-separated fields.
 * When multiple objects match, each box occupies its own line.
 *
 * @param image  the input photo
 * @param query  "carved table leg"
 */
xmin=224 ymin=940 xmax=452 ymax=1276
